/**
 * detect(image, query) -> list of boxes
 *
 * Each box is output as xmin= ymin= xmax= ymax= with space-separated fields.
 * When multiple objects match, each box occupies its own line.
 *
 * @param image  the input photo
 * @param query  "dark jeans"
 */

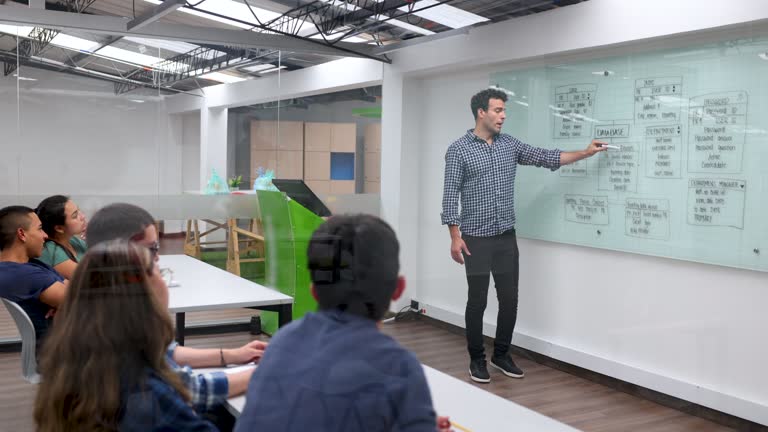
xmin=462 ymin=229 xmax=519 ymax=361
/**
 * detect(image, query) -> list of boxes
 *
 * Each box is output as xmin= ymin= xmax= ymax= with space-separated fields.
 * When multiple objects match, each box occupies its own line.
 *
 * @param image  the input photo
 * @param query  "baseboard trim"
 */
xmin=416 ymin=303 xmax=767 ymax=430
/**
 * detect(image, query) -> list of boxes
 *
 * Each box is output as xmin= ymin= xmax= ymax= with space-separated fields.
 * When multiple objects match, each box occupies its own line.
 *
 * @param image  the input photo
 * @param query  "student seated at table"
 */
xmin=34 ymin=240 xmax=218 ymax=432
xmin=235 ymin=214 xmax=450 ymax=432
xmin=35 ymin=195 xmax=88 ymax=280
xmin=0 ymin=206 xmax=68 ymax=349
xmin=86 ymin=202 xmax=267 ymax=417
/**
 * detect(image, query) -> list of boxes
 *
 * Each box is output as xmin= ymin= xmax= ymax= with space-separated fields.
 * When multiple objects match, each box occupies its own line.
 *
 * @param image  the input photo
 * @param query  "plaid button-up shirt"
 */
xmin=167 ymin=342 xmax=229 ymax=413
xmin=441 ymin=130 xmax=562 ymax=237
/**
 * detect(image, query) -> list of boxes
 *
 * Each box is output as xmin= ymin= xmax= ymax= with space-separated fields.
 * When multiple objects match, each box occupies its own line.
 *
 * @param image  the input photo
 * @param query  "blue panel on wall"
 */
xmin=330 ymin=152 xmax=355 ymax=180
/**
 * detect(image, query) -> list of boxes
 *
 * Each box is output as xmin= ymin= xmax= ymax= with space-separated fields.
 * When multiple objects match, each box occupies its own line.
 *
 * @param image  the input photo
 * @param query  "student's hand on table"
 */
xmin=450 ymin=237 xmax=470 ymax=265
xmin=229 ymin=340 xmax=268 ymax=364
xmin=437 ymin=415 xmax=453 ymax=432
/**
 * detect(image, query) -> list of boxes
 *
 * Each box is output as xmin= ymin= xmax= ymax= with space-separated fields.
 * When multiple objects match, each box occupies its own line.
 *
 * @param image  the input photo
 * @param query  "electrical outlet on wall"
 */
xmin=410 ymin=300 xmax=419 ymax=311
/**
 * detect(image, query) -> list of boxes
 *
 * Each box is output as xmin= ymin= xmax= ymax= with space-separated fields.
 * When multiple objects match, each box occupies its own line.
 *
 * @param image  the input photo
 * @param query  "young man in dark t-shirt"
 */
xmin=0 ymin=206 xmax=68 ymax=345
xmin=236 ymin=215 xmax=451 ymax=432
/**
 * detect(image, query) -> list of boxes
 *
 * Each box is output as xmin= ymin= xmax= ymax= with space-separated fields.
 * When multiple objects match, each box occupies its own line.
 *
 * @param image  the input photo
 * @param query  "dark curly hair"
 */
xmin=470 ymin=88 xmax=508 ymax=120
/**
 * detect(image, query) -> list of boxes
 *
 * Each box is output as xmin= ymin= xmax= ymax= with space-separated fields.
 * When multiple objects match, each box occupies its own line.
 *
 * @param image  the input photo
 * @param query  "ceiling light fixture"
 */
xmin=399 ymin=0 xmax=488 ymax=29
xmin=124 ymin=36 xmax=207 ymax=55
xmin=143 ymin=0 xmax=314 ymax=33
xmin=199 ymin=71 xmax=246 ymax=83
xmin=0 ymin=24 xmax=34 ymax=37
xmin=243 ymin=64 xmax=277 ymax=72
xmin=259 ymin=66 xmax=287 ymax=74
xmin=51 ymin=33 xmax=100 ymax=52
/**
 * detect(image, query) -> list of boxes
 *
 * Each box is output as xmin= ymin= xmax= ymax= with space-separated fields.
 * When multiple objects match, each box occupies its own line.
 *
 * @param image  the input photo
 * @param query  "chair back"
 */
xmin=1 ymin=298 xmax=40 ymax=384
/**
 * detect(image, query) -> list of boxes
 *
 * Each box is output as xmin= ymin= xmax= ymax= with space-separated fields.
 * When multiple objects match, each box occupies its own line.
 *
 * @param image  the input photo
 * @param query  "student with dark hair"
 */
xmin=442 ymin=88 xmax=606 ymax=383
xmin=0 ymin=206 xmax=68 ymax=346
xmin=87 ymin=202 xmax=267 ymax=418
xmin=35 ymin=240 xmax=217 ymax=431
xmin=35 ymin=195 xmax=88 ymax=280
xmin=86 ymin=202 xmax=157 ymax=249
xmin=235 ymin=214 xmax=450 ymax=432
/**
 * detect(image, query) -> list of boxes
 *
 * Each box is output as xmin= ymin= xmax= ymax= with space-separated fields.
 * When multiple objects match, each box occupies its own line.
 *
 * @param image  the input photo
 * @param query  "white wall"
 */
xmin=381 ymin=0 xmax=768 ymax=425
xmin=0 ymin=68 xmax=174 ymax=196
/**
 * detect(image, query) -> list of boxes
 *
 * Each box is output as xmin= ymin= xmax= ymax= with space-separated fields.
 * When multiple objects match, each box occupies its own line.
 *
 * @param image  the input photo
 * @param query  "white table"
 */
xmin=223 ymin=365 xmax=577 ymax=431
xmin=161 ymin=254 xmax=293 ymax=345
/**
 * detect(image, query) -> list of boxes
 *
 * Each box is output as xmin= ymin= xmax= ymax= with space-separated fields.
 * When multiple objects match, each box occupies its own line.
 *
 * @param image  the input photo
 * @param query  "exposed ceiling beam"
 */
xmin=127 ymin=0 xmax=185 ymax=31
xmin=3 ymin=26 xmax=59 ymax=76
xmin=0 ymin=50 xmax=181 ymax=94
xmin=0 ymin=5 xmax=379 ymax=58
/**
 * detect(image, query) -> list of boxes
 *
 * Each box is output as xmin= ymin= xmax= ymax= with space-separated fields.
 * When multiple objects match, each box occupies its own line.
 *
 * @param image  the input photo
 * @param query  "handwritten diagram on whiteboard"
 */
xmin=490 ymin=37 xmax=767 ymax=272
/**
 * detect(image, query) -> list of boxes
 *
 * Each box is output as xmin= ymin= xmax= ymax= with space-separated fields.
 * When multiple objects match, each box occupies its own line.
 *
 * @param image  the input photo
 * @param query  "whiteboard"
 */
xmin=490 ymin=36 xmax=768 ymax=272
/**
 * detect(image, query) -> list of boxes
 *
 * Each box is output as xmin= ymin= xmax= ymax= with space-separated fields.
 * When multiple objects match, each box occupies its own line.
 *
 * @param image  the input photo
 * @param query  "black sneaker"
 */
xmin=469 ymin=358 xmax=491 ymax=383
xmin=490 ymin=355 xmax=524 ymax=378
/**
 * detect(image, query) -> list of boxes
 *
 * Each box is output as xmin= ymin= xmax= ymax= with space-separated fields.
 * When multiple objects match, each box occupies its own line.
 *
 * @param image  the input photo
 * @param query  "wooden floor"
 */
xmin=0 ymin=318 xmax=736 ymax=432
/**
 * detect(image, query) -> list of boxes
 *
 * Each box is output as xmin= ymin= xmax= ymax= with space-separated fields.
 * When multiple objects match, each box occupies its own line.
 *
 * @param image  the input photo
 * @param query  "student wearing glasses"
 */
xmin=35 ymin=240 xmax=219 ymax=431
xmin=35 ymin=195 xmax=88 ymax=280
xmin=86 ymin=203 xmax=267 ymax=423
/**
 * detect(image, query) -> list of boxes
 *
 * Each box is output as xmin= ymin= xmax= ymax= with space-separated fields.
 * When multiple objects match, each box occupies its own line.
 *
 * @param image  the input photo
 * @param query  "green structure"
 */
xmin=257 ymin=190 xmax=324 ymax=334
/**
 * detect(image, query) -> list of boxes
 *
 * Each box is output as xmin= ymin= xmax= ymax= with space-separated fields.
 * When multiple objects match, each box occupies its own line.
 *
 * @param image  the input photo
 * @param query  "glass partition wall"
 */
xmin=0 ymin=26 xmax=383 ymax=342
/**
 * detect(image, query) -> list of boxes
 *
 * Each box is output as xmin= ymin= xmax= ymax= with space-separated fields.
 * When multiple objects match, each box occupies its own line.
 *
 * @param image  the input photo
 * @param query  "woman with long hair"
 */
xmin=35 ymin=195 xmax=87 ymax=280
xmin=34 ymin=240 xmax=218 ymax=431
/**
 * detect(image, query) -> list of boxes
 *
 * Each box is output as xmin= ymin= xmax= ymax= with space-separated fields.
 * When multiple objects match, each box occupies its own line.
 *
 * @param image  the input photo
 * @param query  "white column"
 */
xmin=381 ymin=65 xmax=424 ymax=310
xmin=199 ymin=104 xmax=229 ymax=190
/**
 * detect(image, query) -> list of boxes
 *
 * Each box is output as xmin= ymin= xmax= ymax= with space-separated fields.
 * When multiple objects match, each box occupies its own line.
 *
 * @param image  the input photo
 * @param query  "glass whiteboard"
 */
xmin=490 ymin=36 xmax=768 ymax=272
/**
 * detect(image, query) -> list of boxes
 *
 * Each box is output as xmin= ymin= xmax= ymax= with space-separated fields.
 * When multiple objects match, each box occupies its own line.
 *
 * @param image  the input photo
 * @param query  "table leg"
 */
xmin=176 ymin=312 xmax=186 ymax=345
xmin=277 ymin=304 xmax=292 ymax=328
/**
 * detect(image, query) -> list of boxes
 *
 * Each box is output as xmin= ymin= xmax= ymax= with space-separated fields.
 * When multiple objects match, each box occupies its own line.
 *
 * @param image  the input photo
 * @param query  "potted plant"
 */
xmin=228 ymin=175 xmax=243 ymax=191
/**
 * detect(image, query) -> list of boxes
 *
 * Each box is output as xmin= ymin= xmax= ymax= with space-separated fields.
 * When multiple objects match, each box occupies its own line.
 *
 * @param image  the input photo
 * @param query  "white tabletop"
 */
xmin=161 ymin=254 xmax=293 ymax=313
xmin=222 ymin=365 xmax=577 ymax=431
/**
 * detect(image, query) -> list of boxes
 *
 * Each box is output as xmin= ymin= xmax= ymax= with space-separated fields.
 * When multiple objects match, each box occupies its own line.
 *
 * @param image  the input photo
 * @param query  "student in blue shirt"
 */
xmin=34 ymin=240 xmax=217 ymax=431
xmin=0 ymin=206 xmax=68 ymax=347
xmin=235 ymin=214 xmax=451 ymax=432
xmin=35 ymin=195 xmax=88 ymax=280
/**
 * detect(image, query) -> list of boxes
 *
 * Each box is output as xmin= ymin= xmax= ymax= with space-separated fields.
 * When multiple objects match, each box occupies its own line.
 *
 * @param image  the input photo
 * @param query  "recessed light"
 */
xmin=592 ymin=70 xmax=615 ymax=76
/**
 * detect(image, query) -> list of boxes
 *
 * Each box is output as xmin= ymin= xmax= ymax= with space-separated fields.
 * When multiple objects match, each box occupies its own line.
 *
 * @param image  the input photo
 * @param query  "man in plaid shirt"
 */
xmin=442 ymin=88 xmax=605 ymax=383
